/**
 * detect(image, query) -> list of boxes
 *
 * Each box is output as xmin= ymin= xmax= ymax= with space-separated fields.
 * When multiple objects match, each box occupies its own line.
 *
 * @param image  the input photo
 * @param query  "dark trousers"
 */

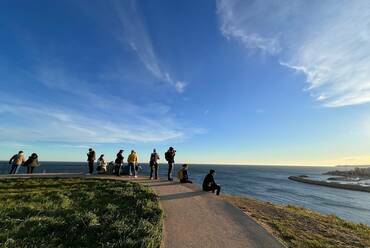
xmin=115 ymin=164 xmax=121 ymax=176
xmin=27 ymin=167 xmax=35 ymax=174
xmin=88 ymin=161 xmax=94 ymax=174
xmin=9 ymin=164 xmax=19 ymax=174
xmin=150 ymin=164 xmax=159 ymax=179
xmin=204 ymin=184 xmax=221 ymax=195
xmin=167 ymin=163 xmax=174 ymax=181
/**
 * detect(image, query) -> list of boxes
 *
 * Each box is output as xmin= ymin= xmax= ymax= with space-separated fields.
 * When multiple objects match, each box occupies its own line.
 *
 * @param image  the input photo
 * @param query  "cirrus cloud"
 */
xmin=217 ymin=0 xmax=370 ymax=107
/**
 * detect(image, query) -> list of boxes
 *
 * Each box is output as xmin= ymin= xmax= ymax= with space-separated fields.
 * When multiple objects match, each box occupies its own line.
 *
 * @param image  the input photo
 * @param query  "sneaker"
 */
xmin=150 ymin=177 xmax=153 ymax=180
xmin=134 ymin=175 xmax=138 ymax=178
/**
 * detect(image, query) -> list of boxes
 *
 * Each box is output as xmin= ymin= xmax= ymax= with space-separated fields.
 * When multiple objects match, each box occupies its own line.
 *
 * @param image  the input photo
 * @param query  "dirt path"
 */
xmin=0 ymin=174 xmax=283 ymax=248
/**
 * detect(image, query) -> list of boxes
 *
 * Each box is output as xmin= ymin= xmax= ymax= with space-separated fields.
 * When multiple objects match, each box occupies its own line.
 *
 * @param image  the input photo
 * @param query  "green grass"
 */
xmin=0 ymin=178 xmax=163 ymax=248
xmin=222 ymin=195 xmax=370 ymax=248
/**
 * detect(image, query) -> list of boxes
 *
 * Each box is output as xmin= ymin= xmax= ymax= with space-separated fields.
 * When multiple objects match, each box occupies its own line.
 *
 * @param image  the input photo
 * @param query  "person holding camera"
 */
xmin=86 ymin=148 xmax=96 ymax=175
xmin=165 ymin=147 xmax=176 ymax=181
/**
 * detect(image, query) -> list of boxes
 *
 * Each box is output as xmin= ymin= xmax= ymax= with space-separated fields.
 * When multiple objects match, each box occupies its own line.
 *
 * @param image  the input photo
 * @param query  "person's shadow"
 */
xmin=159 ymin=190 xmax=206 ymax=201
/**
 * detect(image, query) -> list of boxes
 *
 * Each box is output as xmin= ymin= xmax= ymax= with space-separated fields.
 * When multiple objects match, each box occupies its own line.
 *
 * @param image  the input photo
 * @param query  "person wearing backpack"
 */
xmin=9 ymin=151 xmax=25 ymax=174
xmin=115 ymin=150 xmax=124 ymax=176
xmin=25 ymin=153 xmax=40 ymax=174
xmin=178 ymin=164 xmax=192 ymax=183
xmin=149 ymin=149 xmax=160 ymax=180
xmin=165 ymin=147 xmax=176 ymax=181
xmin=86 ymin=148 xmax=96 ymax=175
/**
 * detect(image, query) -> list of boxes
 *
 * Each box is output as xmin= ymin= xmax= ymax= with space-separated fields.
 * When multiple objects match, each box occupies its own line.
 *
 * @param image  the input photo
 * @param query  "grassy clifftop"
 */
xmin=0 ymin=178 xmax=163 ymax=248
xmin=222 ymin=195 xmax=370 ymax=248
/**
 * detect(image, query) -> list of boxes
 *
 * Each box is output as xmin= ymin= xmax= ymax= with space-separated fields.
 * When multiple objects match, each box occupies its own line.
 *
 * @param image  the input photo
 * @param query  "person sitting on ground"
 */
xmin=96 ymin=154 xmax=107 ymax=174
xmin=178 ymin=164 xmax=192 ymax=183
xmin=24 ymin=153 xmax=40 ymax=174
xmin=127 ymin=150 xmax=138 ymax=178
xmin=9 ymin=151 xmax=25 ymax=174
xmin=115 ymin=150 xmax=124 ymax=176
xmin=202 ymin=169 xmax=221 ymax=195
xmin=149 ymin=148 xmax=160 ymax=180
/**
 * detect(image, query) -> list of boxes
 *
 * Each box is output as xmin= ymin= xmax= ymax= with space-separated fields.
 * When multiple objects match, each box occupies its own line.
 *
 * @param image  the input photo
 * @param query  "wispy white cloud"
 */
xmin=217 ymin=0 xmax=370 ymax=107
xmin=0 ymin=100 xmax=184 ymax=144
xmin=112 ymin=0 xmax=187 ymax=93
xmin=0 ymin=60 xmax=201 ymax=145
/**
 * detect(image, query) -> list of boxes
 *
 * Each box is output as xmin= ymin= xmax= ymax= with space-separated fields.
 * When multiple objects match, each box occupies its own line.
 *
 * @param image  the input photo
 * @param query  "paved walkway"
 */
xmin=141 ymin=179 xmax=283 ymax=248
xmin=1 ymin=174 xmax=283 ymax=248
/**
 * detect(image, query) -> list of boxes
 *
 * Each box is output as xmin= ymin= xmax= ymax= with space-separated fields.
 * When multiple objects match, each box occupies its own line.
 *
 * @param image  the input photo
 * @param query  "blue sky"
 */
xmin=1 ymin=0 xmax=370 ymax=165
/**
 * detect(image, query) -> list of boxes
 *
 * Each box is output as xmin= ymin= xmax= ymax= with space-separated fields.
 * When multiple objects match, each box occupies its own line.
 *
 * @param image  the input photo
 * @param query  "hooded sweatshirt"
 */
xmin=127 ymin=152 xmax=138 ymax=164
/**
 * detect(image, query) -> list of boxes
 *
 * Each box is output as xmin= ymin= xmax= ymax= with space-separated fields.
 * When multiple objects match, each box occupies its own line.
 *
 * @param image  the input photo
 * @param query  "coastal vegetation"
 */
xmin=0 ymin=178 xmax=163 ymax=248
xmin=223 ymin=195 xmax=370 ymax=248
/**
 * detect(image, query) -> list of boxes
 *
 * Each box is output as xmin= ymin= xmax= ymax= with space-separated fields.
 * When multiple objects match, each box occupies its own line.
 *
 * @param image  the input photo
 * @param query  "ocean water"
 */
xmin=1 ymin=161 xmax=369 ymax=225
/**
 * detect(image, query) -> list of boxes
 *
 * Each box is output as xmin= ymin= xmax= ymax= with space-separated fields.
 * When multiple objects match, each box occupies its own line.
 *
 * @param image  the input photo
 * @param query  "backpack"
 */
xmin=165 ymin=151 xmax=170 ymax=161
xmin=177 ymin=170 xmax=184 ymax=180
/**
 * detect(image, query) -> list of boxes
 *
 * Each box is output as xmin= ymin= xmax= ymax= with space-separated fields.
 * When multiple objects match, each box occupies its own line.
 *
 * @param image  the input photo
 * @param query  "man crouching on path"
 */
xmin=203 ymin=169 xmax=221 ymax=195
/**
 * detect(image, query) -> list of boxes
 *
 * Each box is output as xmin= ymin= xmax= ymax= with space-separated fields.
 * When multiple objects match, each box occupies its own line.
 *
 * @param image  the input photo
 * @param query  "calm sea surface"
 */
xmin=1 ymin=161 xmax=369 ymax=225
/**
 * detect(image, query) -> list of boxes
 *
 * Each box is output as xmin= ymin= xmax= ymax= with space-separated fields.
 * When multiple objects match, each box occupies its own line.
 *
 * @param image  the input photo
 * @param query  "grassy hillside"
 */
xmin=223 ymin=195 xmax=370 ymax=248
xmin=0 ymin=178 xmax=163 ymax=248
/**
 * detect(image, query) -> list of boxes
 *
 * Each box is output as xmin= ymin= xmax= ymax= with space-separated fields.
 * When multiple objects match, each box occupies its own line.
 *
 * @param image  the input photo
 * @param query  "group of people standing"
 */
xmin=86 ymin=146 xmax=221 ymax=195
xmin=86 ymin=147 xmax=176 ymax=180
xmin=8 ymin=151 xmax=40 ymax=174
xmin=7 ymin=147 xmax=221 ymax=196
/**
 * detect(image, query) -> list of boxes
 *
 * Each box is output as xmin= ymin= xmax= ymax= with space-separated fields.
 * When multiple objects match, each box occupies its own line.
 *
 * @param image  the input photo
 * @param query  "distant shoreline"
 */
xmin=288 ymin=176 xmax=370 ymax=193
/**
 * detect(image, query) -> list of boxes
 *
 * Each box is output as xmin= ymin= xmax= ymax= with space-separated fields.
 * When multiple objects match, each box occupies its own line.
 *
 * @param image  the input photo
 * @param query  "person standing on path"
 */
xmin=86 ymin=148 xmax=96 ymax=175
xmin=9 ymin=151 xmax=25 ymax=174
xmin=115 ymin=150 xmax=124 ymax=176
xmin=127 ymin=150 xmax=138 ymax=178
xmin=165 ymin=147 xmax=176 ymax=181
xmin=149 ymin=149 xmax=160 ymax=180
xmin=202 ymin=169 xmax=221 ymax=195
xmin=25 ymin=153 xmax=40 ymax=174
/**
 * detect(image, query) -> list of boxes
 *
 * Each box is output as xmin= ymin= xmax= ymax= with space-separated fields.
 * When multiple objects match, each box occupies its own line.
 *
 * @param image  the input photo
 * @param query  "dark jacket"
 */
xmin=183 ymin=169 xmax=189 ymax=180
xmin=87 ymin=151 xmax=96 ymax=162
xmin=165 ymin=150 xmax=175 ymax=163
xmin=202 ymin=173 xmax=216 ymax=190
xmin=115 ymin=153 xmax=124 ymax=164
xmin=150 ymin=152 xmax=159 ymax=166
xmin=24 ymin=154 xmax=39 ymax=168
